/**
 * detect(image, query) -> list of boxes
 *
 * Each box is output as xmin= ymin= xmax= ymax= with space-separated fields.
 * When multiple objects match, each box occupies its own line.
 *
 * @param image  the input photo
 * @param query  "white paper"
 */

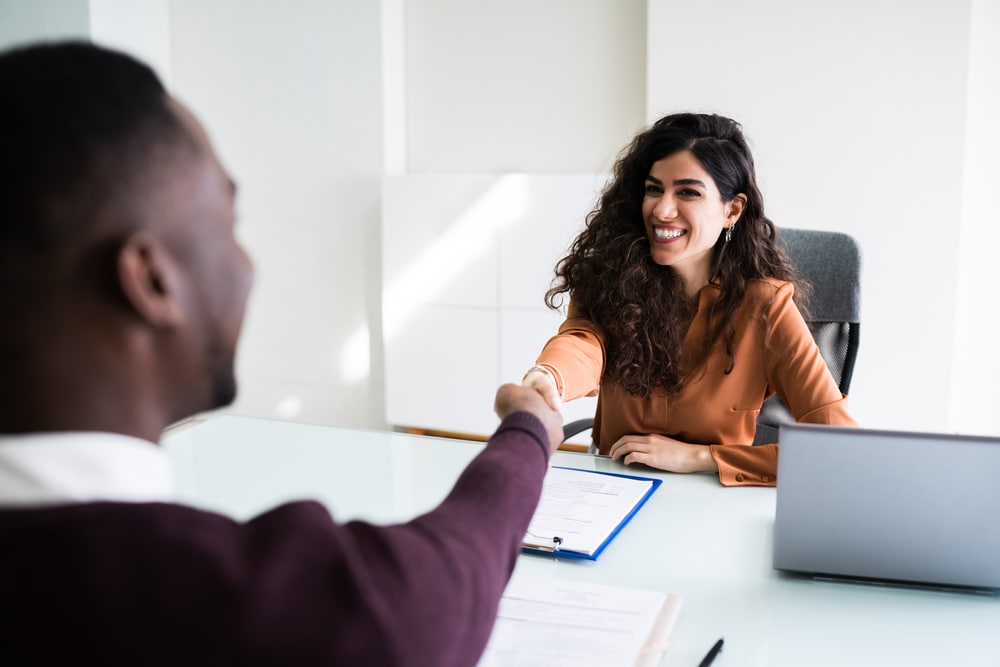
xmin=476 ymin=573 xmax=678 ymax=667
xmin=523 ymin=467 xmax=655 ymax=556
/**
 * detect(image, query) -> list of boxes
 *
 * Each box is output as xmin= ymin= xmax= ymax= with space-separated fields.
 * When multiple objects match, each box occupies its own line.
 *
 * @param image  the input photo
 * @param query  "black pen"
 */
xmin=698 ymin=638 xmax=724 ymax=667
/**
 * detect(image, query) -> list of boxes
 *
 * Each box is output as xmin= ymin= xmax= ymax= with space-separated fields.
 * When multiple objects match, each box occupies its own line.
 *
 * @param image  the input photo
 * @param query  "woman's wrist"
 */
xmin=537 ymin=363 xmax=565 ymax=399
xmin=698 ymin=445 xmax=720 ymax=473
xmin=523 ymin=364 xmax=565 ymax=400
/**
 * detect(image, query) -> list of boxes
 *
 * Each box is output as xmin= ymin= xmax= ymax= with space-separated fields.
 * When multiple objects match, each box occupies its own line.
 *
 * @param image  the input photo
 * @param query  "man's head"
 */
xmin=0 ymin=41 xmax=253 ymax=437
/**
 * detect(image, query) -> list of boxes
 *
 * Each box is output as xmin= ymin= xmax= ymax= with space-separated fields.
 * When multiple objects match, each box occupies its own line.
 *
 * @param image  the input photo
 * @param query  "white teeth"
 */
xmin=654 ymin=228 xmax=685 ymax=239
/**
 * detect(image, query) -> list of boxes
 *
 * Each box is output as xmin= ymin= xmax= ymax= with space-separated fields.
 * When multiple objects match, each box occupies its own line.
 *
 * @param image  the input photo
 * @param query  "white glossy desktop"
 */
xmin=163 ymin=415 xmax=1000 ymax=666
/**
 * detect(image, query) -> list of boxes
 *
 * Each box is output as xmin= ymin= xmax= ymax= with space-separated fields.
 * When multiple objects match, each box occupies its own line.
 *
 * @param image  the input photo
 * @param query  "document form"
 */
xmin=522 ymin=466 xmax=660 ymax=559
xmin=476 ymin=573 xmax=681 ymax=667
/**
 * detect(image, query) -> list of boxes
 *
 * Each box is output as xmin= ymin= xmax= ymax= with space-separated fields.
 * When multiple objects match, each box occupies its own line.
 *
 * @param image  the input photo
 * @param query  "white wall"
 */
xmin=168 ymin=0 xmax=386 ymax=429
xmin=0 ymin=0 xmax=389 ymax=431
xmin=404 ymin=0 xmax=647 ymax=174
xmin=382 ymin=174 xmax=604 ymax=436
xmin=0 ymin=0 xmax=89 ymax=44
xmin=950 ymin=0 xmax=1000 ymax=436
xmin=397 ymin=0 xmax=1000 ymax=437
xmin=4 ymin=0 xmax=998 ymax=438
xmin=382 ymin=0 xmax=647 ymax=437
xmin=89 ymin=0 xmax=171 ymax=84
xmin=646 ymin=0 xmax=974 ymax=433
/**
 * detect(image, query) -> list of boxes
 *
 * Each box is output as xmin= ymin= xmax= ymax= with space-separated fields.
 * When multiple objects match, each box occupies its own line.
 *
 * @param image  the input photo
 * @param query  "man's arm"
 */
xmin=357 ymin=409 xmax=554 ymax=665
xmin=240 ymin=385 xmax=562 ymax=666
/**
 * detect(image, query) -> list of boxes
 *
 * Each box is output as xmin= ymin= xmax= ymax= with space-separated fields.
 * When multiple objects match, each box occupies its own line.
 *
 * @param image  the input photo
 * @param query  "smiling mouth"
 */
xmin=653 ymin=228 xmax=686 ymax=240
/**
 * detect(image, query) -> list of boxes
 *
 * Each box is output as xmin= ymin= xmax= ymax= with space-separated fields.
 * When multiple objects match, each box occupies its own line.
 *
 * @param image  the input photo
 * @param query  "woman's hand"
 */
xmin=608 ymin=433 xmax=719 ymax=474
xmin=521 ymin=368 xmax=562 ymax=410
xmin=494 ymin=384 xmax=565 ymax=456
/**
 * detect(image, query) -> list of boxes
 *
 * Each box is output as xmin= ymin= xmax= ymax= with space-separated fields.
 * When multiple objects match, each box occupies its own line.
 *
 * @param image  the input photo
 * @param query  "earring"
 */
xmin=725 ymin=227 xmax=733 ymax=243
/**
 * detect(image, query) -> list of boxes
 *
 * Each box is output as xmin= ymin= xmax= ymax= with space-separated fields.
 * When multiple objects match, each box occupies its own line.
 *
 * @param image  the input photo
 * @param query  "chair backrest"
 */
xmin=751 ymin=227 xmax=861 ymax=446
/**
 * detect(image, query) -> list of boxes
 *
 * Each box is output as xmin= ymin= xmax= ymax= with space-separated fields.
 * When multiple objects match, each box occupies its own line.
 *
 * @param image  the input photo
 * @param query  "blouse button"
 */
xmin=735 ymin=474 xmax=745 ymax=482
xmin=761 ymin=475 xmax=772 ymax=483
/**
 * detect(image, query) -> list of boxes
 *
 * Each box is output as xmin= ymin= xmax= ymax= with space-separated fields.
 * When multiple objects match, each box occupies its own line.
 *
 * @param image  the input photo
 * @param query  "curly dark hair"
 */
xmin=545 ymin=113 xmax=807 ymax=397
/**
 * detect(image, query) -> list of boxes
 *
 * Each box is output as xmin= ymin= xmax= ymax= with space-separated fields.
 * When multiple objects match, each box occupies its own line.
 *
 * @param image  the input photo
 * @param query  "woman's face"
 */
xmin=641 ymin=150 xmax=745 ymax=291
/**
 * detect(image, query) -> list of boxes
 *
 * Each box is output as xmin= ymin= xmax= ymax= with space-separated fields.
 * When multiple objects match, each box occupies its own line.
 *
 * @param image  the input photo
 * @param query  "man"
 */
xmin=0 ymin=41 xmax=563 ymax=666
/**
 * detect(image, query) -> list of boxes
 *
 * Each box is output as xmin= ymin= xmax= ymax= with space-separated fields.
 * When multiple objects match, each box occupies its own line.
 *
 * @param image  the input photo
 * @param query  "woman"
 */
xmin=522 ymin=112 xmax=857 ymax=486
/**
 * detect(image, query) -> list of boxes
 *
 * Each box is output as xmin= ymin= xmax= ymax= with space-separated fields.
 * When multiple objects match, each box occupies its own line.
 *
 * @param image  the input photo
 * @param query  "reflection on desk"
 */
xmin=163 ymin=415 xmax=1000 ymax=667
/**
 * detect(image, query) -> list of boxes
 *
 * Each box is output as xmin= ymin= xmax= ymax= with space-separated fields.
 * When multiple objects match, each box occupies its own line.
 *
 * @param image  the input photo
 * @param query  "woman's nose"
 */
xmin=652 ymin=196 xmax=677 ymax=220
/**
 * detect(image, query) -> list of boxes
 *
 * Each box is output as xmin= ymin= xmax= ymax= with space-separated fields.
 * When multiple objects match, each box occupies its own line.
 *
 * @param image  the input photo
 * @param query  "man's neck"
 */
xmin=0 ymin=371 xmax=169 ymax=443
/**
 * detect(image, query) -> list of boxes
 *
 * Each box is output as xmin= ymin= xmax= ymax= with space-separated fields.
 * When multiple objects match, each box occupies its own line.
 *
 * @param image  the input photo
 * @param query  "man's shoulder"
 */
xmin=0 ymin=498 xmax=332 ymax=536
xmin=0 ymin=499 xmax=371 ymax=666
xmin=0 ymin=498 xmax=342 ymax=587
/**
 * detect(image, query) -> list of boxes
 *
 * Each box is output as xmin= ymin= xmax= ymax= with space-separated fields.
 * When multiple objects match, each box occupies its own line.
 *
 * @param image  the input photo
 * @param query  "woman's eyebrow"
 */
xmin=672 ymin=178 xmax=706 ymax=187
xmin=644 ymin=175 xmax=707 ymax=188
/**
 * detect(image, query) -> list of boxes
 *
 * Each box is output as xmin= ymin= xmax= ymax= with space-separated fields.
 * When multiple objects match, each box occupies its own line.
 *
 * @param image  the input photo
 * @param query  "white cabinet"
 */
xmin=382 ymin=174 xmax=607 ymax=436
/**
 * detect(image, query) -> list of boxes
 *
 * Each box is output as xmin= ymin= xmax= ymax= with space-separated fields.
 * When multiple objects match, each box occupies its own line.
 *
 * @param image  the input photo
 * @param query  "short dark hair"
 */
xmin=0 ymin=40 xmax=190 ymax=312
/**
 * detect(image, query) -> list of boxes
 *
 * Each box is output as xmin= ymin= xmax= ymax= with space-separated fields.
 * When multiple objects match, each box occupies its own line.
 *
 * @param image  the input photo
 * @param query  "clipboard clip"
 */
xmin=524 ymin=531 xmax=563 ymax=552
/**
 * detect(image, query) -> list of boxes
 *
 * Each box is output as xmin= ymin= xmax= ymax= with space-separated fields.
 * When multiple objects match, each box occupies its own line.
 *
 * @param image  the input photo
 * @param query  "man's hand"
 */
xmin=608 ymin=433 xmax=719 ymax=473
xmin=494 ymin=384 xmax=564 ymax=456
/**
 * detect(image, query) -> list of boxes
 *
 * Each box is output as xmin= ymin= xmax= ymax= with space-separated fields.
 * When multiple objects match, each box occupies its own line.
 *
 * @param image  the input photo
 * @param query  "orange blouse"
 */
xmin=536 ymin=279 xmax=858 ymax=486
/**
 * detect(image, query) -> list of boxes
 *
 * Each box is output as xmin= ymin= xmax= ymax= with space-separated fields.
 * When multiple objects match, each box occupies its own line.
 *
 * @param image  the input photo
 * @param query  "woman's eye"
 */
xmin=678 ymin=188 xmax=701 ymax=198
xmin=644 ymin=184 xmax=662 ymax=195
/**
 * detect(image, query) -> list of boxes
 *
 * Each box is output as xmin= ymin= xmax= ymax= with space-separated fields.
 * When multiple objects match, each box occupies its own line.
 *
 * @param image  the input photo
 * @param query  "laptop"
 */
xmin=773 ymin=423 xmax=1000 ymax=591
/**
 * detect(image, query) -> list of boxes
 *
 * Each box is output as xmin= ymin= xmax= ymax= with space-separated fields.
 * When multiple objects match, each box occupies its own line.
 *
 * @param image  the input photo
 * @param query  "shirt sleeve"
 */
xmin=712 ymin=443 xmax=778 ymax=486
xmin=711 ymin=282 xmax=858 ymax=487
xmin=240 ymin=412 xmax=551 ymax=666
xmin=763 ymin=283 xmax=857 ymax=426
xmin=535 ymin=299 xmax=605 ymax=401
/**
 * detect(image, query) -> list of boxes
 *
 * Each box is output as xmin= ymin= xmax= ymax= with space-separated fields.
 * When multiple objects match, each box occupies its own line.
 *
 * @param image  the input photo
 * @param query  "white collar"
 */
xmin=0 ymin=431 xmax=174 ymax=507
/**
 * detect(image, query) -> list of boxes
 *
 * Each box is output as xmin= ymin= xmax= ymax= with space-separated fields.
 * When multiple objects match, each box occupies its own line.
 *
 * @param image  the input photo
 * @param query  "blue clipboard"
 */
xmin=521 ymin=466 xmax=662 ymax=561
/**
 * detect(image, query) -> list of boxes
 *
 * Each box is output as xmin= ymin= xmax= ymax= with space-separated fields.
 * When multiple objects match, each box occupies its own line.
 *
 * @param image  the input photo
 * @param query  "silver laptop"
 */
xmin=773 ymin=423 xmax=1000 ymax=590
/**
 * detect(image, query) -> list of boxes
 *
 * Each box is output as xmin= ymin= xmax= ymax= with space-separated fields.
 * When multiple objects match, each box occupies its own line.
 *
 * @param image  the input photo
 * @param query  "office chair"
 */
xmin=751 ymin=227 xmax=861 ymax=444
xmin=560 ymin=227 xmax=861 ymax=448
xmin=562 ymin=418 xmax=597 ymax=445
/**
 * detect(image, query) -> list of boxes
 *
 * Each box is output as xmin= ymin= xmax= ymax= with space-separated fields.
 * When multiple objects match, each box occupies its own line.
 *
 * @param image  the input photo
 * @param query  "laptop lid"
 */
xmin=773 ymin=423 xmax=1000 ymax=590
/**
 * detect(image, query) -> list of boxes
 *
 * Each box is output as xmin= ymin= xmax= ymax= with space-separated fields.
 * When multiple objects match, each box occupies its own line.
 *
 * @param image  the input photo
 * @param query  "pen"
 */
xmin=698 ymin=638 xmax=723 ymax=667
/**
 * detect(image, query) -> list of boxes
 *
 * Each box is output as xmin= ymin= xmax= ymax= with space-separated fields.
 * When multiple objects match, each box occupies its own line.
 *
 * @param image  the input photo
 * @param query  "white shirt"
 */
xmin=0 ymin=432 xmax=174 ymax=507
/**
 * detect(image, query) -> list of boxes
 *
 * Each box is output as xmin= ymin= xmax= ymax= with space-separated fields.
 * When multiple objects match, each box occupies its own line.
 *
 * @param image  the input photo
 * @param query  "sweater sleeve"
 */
xmin=240 ymin=412 xmax=551 ymax=667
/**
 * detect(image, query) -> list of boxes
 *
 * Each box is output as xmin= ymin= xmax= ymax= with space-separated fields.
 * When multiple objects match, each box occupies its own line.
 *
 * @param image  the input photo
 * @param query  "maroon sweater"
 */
xmin=0 ymin=412 xmax=550 ymax=666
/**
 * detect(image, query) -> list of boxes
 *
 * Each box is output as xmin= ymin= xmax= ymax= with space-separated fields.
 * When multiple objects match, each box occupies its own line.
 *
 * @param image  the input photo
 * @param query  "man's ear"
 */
xmin=726 ymin=193 xmax=747 ymax=225
xmin=117 ymin=233 xmax=185 ymax=328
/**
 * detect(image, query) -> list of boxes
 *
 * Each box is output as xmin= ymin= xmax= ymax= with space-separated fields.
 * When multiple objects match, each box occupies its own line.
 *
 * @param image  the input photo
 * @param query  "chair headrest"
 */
xmin=777 ymin=227 xmax=861 ymax=323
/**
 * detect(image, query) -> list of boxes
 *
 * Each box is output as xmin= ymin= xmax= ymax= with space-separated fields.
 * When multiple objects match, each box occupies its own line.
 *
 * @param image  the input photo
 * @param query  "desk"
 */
xmin=163 ymin=415 xmax=1000 ymax=666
